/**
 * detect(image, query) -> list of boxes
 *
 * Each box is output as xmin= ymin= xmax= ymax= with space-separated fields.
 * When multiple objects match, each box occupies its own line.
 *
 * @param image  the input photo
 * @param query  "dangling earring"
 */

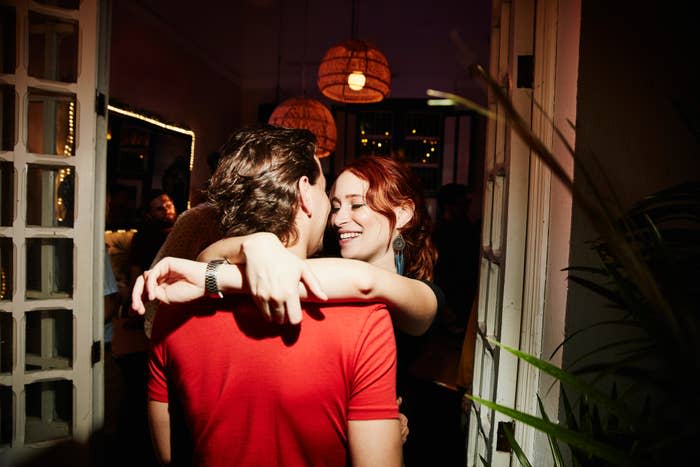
xmin=393 ymin=232 xmax=406 ymax=276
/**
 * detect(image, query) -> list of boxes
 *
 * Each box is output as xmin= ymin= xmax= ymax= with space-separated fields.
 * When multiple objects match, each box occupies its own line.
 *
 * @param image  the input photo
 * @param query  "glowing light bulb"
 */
xmin=347 ymin=71 xmax=366 ymax=91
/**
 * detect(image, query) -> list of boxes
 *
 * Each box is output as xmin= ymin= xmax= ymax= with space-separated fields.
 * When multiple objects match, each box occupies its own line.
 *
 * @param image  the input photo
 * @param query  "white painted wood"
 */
xmin=73 ymin=0 xmax=100 ymax=445
xmin=467 ymin=0 xmax=580 ymax=465
xmin=514 ymin=0 xmax=558 ymax=461
xmin=91 ymin=0 xmax=112 ymax=438
xmin=0 ymin=1 xmax=102 ymax=462
xmin=468 ymin=0 xmax=515 ymax=463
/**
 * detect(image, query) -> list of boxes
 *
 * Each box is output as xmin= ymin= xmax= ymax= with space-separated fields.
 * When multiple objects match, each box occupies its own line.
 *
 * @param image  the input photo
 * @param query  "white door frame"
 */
xmin=467 ymin=0 xmax=579 ymax=465
xmin=0 ymin=1 xmax=107 ymax=464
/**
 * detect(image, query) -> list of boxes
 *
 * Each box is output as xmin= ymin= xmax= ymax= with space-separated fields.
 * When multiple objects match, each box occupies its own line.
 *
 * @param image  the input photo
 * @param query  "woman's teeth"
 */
xmin=339 ymin=232 xmax=361 ymax=240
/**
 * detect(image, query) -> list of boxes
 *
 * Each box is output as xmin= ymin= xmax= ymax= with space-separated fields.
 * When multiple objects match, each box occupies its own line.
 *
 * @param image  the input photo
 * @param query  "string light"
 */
xmin=63 ymin=101 xmax=75 ymax=156
xmin=107 ymin=105 xmax=196 ymax=172
xmin=0 ymin=269 xmax=6 ymax=300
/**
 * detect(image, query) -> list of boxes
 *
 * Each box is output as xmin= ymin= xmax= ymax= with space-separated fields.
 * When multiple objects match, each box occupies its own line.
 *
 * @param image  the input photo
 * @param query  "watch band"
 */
xmin=205 ymin=259 xmax=227 ymax=298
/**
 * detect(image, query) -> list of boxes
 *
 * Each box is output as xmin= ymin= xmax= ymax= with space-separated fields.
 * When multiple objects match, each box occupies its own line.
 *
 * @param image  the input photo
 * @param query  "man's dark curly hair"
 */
xmin=207 ymin=125 xmax=320 ymax=247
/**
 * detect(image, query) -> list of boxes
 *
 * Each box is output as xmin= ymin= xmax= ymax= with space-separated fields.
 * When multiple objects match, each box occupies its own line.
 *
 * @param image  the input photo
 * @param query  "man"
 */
xmin=112 ymin=189 xmax=177 ymax=466
xmin=145 ymin=126 xmax=402 ymax=466
xmin=129 ymin=189 xmax=178 ymax=286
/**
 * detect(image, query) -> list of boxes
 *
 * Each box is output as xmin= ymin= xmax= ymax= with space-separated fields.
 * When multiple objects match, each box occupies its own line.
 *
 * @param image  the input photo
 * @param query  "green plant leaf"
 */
xmin=537 ymin=396 xmax=565 ymax=467
xmin=469 ymin=63 xmax=680 ymax=343
xmin=548 ymin=320 xmax=643 ymax=360
xmin=502 ymin=423 xmax=533 ymax=467
xmin=426 ymin=89 xmax=496 ymax=120
xmin=488 ymin=339 xmax=638 ymax=425
xmin=564 ymin=337 xmax=651 ymax=373
xmin=466 ymin=394 xmax=634 ymax=466
xmin=567 ymin=275 xmax=626 ymax=308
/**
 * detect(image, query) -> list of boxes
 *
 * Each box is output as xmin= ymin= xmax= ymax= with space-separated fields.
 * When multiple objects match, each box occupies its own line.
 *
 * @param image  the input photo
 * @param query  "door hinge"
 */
xmin=496 ymin=421 xmax=515 ymax=452
xmin=95 ymin=91 xmax=107 ymax=117
xmin=91 ymin=340 xmax=102 ymax=366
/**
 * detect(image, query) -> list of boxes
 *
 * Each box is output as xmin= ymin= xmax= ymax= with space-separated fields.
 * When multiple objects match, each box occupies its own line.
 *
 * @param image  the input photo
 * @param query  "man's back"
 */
xmin=148 ymin=297 xmax=397 ymax=467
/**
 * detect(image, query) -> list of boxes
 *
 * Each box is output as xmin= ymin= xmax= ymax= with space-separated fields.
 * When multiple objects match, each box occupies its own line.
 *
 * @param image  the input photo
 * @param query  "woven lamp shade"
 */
xmin=317 ymin=39 xmax=391 ymax=104
xmin=268 ymin=97 xmax=337 ymax=158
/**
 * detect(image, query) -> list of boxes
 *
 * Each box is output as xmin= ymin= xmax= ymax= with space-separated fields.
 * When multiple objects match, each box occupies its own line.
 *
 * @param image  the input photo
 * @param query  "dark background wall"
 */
xmin=109 ymin=1 xmax=243 ymax=200
xmin=565 ymin=1 xmax=699 ymax=367
xmin=108 ymin=0 xmax=492 ymax=203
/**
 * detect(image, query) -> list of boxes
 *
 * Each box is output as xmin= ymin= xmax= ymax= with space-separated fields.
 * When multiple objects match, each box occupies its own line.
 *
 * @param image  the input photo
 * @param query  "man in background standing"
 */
xmin=113 ymin=189 xmax=177 ymax=465
xmin=128 ymin=189 xmax=177 ymax=286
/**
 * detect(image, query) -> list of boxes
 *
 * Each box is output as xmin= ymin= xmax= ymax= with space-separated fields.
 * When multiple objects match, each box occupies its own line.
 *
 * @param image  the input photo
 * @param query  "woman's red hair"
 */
xmin=343 ymin=156 xmax=437 ymax=281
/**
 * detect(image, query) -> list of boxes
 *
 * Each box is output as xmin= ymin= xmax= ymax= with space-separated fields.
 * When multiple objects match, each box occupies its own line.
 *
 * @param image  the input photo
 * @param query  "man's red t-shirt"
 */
xmin=148 ymin=296 xmax=398 ymax=467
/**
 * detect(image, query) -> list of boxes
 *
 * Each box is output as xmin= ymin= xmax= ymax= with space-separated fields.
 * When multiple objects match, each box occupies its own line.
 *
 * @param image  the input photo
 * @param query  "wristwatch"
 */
xmin=205 ymin=259 xmax=227 ymax=298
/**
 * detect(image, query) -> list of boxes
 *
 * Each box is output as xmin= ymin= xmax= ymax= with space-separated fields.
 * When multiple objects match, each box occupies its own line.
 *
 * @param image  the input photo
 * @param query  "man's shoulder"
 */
xmin=150 ymin=298 xmax=224 ymax=343
xmin=311 ymin=302 xmax=392 ymax=332
xmin=316 ymin=301 xmax=388 ymax=315
xmin=151 ymin=300 xmax=392 ymax=348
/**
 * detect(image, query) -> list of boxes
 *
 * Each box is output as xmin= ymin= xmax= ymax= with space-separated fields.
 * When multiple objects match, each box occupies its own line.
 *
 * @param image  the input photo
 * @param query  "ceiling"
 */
xmin=128 ymin=0 xmax=492 ymax=102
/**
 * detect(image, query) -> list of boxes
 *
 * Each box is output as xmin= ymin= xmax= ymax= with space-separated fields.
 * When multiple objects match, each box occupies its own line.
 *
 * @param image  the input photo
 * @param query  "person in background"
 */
xmin=433 ymin=183 xmax=480 ymax=334
xmin=161 ymin=155 xmax=191 ymax=215
xmin=112 ymin=189 xmax=176 ymax=466
xmin=138 ymin=125 xmax=402 ymax=466
xmin=128 ymin=189 xmax=177 ymax=288
xmin=102 ymin=192 xmax=121 ymax=456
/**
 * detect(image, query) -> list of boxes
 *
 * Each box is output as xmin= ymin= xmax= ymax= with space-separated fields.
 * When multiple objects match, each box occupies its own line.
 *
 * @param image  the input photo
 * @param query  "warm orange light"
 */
xmin=268 ymin=97 xmax=337 ymax=158
xmin=317 ymin=39 xmax=391 ymax=104
xmin=347 ymin=71 xmax=366 ymax=91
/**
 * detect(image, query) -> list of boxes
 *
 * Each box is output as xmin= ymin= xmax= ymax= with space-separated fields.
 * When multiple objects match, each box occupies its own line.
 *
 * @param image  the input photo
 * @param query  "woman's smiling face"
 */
xmin=329 ymin=170 xmax=395 ymax=270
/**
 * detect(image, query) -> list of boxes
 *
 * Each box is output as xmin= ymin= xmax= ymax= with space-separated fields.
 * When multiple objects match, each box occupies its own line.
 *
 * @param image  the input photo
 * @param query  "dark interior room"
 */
xmin=1 ymin=0 xmax=698 ymax=466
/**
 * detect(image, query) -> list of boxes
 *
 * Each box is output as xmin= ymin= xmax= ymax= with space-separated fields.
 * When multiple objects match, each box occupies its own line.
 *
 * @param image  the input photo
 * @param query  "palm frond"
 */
xmin=466 ymin=394 xmax=634 ymax=467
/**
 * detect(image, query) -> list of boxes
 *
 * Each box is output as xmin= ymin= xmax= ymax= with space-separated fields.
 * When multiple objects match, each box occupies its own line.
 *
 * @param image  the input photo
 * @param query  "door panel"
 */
xmin=0 ymin=0 xmax=104 ymax=462
xmin=467 ymin=0 xmax=575 ymax=464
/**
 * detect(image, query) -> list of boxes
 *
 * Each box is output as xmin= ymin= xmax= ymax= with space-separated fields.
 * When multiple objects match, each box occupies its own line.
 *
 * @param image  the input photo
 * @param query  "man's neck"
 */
xmin=285 ymin=240 xmax=309 ymax=260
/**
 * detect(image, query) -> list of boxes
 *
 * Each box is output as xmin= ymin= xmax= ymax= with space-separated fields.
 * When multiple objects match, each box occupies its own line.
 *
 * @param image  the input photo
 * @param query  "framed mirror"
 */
xmin=106 ymin=105 xmax=194 ymax=229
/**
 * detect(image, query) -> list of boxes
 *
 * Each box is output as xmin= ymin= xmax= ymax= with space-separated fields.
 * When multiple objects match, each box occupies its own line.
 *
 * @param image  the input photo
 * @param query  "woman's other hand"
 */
xmin=397 ymin=397 xmax=409 ymax=444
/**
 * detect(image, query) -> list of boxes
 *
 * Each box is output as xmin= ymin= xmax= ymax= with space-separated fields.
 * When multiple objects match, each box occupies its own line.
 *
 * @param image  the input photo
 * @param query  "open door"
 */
xmin=0 ymin=0 xmax=109 ymax=464
xmin=467 ymin=0 xmax=577 ymax=465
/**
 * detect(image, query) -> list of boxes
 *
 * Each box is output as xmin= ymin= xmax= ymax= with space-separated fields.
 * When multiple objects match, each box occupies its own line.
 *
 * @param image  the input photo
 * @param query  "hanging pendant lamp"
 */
xmin=317 ymin=39 xmax=391 ymax=104
xmin=268 ymin=97 xmax=337 ymax=158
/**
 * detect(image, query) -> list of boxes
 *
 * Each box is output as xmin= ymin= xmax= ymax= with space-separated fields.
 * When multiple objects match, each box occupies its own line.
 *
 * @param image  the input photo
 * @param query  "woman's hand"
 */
xmin=398 ymin=397 xmax=409 ymax=444
xmin=131 ymin=257 xmax=207 ymax=315
xmin=241 ymin=233 xmax=327 ymax=325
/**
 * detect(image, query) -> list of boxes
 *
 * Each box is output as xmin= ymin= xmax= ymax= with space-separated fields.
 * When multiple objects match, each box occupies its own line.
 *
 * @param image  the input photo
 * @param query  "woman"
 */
xmin=201 ymin=155 xmax=441 ymax=336
xmin=133 ymin=156 xmax=442 ymax=446
xmin=134 ymin=156 xmax=441 ymax=336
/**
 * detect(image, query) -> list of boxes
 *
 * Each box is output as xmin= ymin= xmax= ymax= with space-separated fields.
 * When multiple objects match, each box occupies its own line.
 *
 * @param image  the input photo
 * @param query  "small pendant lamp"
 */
xmin=268 ymin=97 xmax=337 ymax=158
xmin=317 ymin=0 xmax=390 ymax=104
xmin=317 ymin=39 xmax=391 ymax=104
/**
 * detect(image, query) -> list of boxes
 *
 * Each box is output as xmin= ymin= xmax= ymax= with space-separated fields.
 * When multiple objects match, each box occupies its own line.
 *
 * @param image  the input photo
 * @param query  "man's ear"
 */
xmin=394 ymin=201 xmax=415 ymax=230
xmin=298 ymin=176 xmax=313 ymax=217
